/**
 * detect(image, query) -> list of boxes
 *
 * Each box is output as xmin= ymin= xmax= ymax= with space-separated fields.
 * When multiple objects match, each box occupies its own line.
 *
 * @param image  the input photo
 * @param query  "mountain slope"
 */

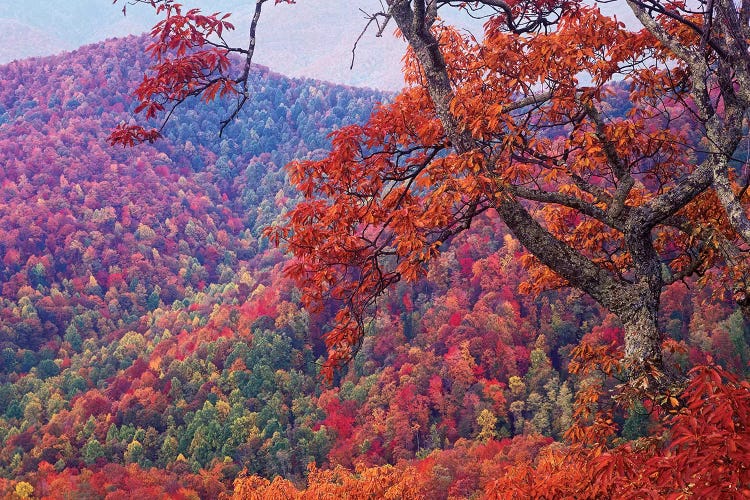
xmin=0 ymin=36 xmax=386 ymax=494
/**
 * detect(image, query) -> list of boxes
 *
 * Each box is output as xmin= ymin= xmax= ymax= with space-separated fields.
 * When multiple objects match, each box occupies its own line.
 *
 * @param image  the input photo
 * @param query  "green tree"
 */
xmin=124 ymin=439 xmax=144 ymax=465
xmin=158 ymin=435 xmax=180 ymax=467
xmin=36 ymin=359 xmax=60 ymax=379
xmin=82 ymin=438 xmax=106 ymax=465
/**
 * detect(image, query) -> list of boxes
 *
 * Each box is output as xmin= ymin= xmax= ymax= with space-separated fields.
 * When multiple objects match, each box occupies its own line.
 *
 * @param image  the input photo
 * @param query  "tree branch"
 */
xmin=509 ymin=185 xmax=623 ymax=231
xmin=387 ymin=0 xmax=630 ymax=311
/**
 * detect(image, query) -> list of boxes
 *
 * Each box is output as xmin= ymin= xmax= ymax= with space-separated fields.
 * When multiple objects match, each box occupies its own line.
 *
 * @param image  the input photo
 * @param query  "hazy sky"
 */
xmin=0 ymin=1 xmax=637 ymax=90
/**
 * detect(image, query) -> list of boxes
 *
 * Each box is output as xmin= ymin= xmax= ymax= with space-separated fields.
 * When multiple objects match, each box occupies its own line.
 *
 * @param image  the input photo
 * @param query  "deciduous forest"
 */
xmin=1 ymin=0 xmax=750 ymax=498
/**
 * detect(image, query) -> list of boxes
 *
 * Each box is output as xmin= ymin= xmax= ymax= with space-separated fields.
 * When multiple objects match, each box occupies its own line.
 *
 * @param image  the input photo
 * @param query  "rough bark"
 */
xmin=617 ymin=284 xmax=663 ymax=373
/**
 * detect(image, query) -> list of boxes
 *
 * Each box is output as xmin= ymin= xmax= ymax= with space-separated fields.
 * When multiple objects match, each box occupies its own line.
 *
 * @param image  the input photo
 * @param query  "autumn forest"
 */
xmin=1 ymin=0 xmax=750 ymax=498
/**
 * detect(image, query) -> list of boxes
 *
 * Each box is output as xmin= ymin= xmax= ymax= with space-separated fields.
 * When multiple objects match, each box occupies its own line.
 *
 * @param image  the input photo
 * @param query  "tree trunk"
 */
xmin=618 ymin=218 xmax=665 ymax=378
xmin=620 ymin=301 xmax=663 ymax=372
xmin=615 ymin=280 xmax=664 ymax=384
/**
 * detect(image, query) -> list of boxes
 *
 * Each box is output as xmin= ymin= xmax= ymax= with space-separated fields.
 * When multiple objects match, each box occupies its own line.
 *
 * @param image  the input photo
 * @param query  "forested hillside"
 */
xmin=0 ymin=35 xmax=748 ymax=499
xmin=0 ymin=36 xmax=387 ymax=496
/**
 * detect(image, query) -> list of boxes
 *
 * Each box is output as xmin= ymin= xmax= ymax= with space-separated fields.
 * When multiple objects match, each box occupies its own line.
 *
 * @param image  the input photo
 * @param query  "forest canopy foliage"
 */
xmin=0 ymin=0 xmax=749 ymax=497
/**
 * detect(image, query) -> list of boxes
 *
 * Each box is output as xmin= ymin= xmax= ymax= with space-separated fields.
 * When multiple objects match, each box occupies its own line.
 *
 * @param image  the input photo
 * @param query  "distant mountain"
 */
xmin=0 ymin=1 xmax=641 ymax=90
xmin=0 ymin=0 xmax=159 ymax=49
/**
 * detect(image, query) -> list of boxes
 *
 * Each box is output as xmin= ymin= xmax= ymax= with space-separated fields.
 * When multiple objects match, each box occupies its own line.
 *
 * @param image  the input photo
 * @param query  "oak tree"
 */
xmin=114 ymin=0 xmax=750 ymax=386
